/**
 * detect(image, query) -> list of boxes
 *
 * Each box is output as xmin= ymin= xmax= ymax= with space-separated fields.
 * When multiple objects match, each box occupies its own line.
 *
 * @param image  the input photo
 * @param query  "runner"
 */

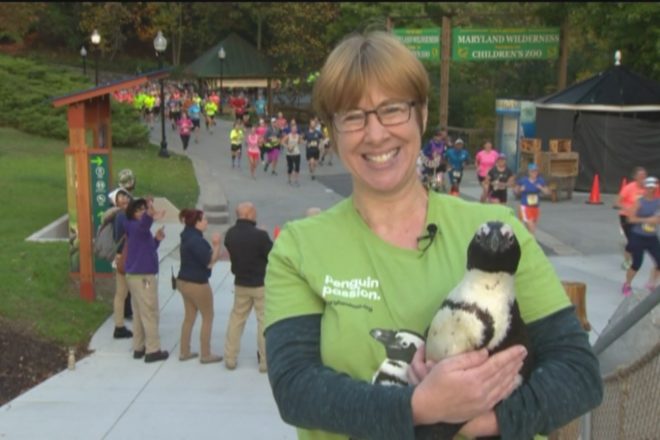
xmin=177 ymin=111 xmax=193 ymax=151
xmin=304 ymin=119 xmax=323 ymax=181
xmin=282 ymin=123 xmax=302 ymax=186
xmin=615 ymin=167 xmax=648 ymax=269
xmin=319 ymin=123 xmax=333 ymax=166
xmin=484 ymin=153 xmax=515 ymax=204
xmin=246 ymin=125 xmax=261 ymax=179
xmin=444 ymin=138 xmax=470 ymax=196
xmin=168 ymin=89 xmax=182 ymax=131
xmin=255 ymin=118 xmax=268 ymax=164
xmin=420 ymin=128 xmax=449 ymax=192
xmin=514 ymin=163 xmax=551 ymax=235
xmin=204 ymin=98 xmax=218 ymax=134
xmin=187 ymin=98 xmax=202 ymax=144
xmin=263 ymin=117 xmax=282 ymax=176
xmin=229 ymin=120 xmax=245 ymax=169
xmin=475 ymin=140 xmax=500 ymax=202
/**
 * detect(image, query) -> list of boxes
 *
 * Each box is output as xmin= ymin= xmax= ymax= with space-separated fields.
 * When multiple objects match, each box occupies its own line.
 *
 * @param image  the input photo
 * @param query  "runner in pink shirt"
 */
xmin=475 ymin=140 xmax=500 ymax=202
xmin=246 ymin=126 xmax=261 ymax=179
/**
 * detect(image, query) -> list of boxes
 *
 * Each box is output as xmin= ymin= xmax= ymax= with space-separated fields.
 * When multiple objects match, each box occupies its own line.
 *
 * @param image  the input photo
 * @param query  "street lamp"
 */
xmin=91 ymin=29 xmax=101 ymax=86
xmin=154 ymin=30 xmax=169 ymax=158
xmin=218 ymin=46 xmax=226 ymax=114
xmin=80 ymin=46 xmax=87 ymax=76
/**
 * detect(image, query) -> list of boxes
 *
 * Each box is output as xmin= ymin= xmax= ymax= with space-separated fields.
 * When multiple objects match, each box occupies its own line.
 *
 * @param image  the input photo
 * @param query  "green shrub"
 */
xmin=0 ymin=54 xmax=148 ymax=148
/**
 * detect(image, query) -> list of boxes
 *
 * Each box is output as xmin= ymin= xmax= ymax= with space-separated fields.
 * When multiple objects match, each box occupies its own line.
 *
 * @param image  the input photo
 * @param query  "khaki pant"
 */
xmin=113 ymin=271 xmax=129 ymax=327
xmin=126 ymin=274 xmax=161 ymax=354
xmin=224 ymin=285 xmax=266 ymax=368
xmin=176 ymin=279 xmax=215 ymax=358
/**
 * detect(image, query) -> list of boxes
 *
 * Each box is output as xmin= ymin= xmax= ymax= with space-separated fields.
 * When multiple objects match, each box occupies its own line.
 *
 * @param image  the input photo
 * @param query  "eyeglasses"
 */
xmin=333 ymin=101 xmax=415 ymax=133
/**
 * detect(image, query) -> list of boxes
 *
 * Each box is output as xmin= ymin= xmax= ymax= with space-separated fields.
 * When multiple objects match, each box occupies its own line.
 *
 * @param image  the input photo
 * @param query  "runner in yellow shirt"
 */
xmin=204 ymin=99 xmax=218 ymax=134
xmin=229 ymin=120 xmax=245 ymax=169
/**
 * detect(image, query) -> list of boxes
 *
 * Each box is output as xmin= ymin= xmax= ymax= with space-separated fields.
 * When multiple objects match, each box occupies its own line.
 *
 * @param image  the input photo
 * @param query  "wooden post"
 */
xmin=557 ymin=18 xmax=568 ymax=91
xmin=386 ymin=16 xmax=393 ymax=32
xmin=439 ymin=16 xmax=451 ymax=129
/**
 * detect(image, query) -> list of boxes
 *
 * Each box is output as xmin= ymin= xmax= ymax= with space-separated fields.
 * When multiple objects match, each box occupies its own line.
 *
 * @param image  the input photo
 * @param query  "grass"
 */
xmin=0 ymin=127 xmax=198 ymax=346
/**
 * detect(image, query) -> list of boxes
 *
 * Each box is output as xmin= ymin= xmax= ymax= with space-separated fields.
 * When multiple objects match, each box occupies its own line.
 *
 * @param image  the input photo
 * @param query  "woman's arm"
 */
xmin=266 ymin=315 xmax=417 ymax=440
xmin=207 ymin=232 xmax=222 ymax=268
xmin=495 ymin=306 xmax=603 ymax=438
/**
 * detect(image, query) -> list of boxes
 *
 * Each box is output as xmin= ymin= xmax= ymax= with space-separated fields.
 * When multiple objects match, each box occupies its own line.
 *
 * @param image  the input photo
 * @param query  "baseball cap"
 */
xmin=497 ymin=153 xmax=506 ymax=160
xmin=271 ymin=117 xmax=277 ymax=123
xmin=454 ymin=138 xmax=464 ymax=145
xmin=644 ymin=176 xmax=658 ymax=188
xmin=528 ymin=163 xmax=538 ymax=171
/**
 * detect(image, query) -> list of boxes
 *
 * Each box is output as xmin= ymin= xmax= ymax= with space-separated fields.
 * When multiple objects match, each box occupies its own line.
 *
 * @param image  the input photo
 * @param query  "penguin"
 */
xmin=370 ymin=328 xmax=425 ymax=386
xmin=422 ymin=221 xmax=532 ymax=440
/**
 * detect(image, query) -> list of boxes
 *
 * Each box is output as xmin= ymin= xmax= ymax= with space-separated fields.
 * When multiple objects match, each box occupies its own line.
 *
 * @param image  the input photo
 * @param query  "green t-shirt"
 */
xmin=265 ymin=193 xmax=569 ymax=440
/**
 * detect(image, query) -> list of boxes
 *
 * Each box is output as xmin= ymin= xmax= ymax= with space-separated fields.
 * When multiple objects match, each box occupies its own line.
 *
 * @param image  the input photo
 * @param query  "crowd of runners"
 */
xmin=114 ymin=82 xmax=335 ymax=186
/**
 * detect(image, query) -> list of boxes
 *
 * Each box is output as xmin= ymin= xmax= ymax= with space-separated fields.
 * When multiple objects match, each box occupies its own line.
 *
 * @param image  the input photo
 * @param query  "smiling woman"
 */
xmin=264 ymin=31 xmax=602 ymax=440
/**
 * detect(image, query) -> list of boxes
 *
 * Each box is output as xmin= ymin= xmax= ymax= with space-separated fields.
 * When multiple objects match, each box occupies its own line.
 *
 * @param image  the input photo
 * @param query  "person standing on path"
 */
xmin=223 ymin=202 xmax=273 ymax=372
xmin=621 ymin=176 xmax=660 ymax=296
xmin=176 ymin=209 xmax=224 ymax=364
xmin=615 ymin=167 xmax=648 ymax=269
xmin=124 ymin=197 xmax=169 ymax=363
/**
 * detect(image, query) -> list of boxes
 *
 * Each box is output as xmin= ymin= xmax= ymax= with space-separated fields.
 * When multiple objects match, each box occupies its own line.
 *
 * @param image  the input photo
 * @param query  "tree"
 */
xmin=0 ymin=3 xmax=43 ymax=43
xmin=80 ymin=3 xmax=132 ymax=60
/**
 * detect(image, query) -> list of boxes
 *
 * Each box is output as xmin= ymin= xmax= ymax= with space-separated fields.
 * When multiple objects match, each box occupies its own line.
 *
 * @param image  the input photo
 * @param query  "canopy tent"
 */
xmin=184 ymin=33 xmax=276 ymax=114
xmin=535 ymin=55 xmax=660 ymax=193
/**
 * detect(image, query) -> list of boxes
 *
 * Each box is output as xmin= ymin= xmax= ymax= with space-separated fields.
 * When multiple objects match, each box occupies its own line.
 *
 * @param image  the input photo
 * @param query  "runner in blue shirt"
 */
xmin=514 ymin=163 xmax=551 ymax=235
xmin=444 ymin=138 xmax=470 ymax=196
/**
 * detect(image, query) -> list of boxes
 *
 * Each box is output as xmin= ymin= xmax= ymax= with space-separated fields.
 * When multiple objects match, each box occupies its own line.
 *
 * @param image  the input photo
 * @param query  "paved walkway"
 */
xmin=1 ymin=116 xmax=656 ymax=438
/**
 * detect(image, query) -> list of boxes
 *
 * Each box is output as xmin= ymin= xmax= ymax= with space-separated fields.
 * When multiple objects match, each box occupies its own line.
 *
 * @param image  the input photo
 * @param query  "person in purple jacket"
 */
xmin=123 ymin=197 xmax=169 ymax=363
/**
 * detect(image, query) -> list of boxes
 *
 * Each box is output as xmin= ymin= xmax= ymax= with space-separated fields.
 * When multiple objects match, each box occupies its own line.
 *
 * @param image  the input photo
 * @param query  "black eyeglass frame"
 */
xmin=333 ymin=100 xmax=416 ymax=133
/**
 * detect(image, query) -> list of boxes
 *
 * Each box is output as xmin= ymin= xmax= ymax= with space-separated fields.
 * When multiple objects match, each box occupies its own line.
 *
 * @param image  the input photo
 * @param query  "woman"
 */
xmin=514 ymin=163 xmax=551 ymax=235
xmin=484 ymin=153 xmax=515 ymax=204
xmin=176 ymin=209 xmax=223 ymax=363
xmin=178 ymin=111 xmax=193 ymax=151
xmin=475 ymin=140 xmax=499 ymax=202
xmin=124 ymin=197 xmax=168 ymax=363
xmin=255 ymin=118 xmax=268 ymax=164
xmin=282 ymin=123 xmax=302 ymax=186
xmin=246 ymin=125 xmax=261 ymax=179
xmin=304 ymin=119 xmax=323 ymax=180
xmin=230 ymin=120 xmax=245 ymax=169
xmin=622 ymin=176 xmax=660 ymax=296
xmin=264 ymin=31 xmax=601 ymax=440
xmin=264 ymin=117 xmax=282 ymax=176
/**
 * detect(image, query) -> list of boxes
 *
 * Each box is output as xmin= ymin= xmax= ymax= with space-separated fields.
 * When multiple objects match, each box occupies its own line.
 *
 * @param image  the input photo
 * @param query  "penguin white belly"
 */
xmin=426 ymin=270 xmax=515 ymax=362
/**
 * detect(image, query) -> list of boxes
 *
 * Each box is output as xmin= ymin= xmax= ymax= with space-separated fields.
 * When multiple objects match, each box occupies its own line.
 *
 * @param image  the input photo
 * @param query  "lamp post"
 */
xmin=91 ymin=30 xmax=101 ymax=86
xmin=218 ymin=46 xmax=226 ymax=115
xmin=154 ymin=30 xmax=169 ymax=158
xmin=80 ymin=46 xmax=87 ymax=75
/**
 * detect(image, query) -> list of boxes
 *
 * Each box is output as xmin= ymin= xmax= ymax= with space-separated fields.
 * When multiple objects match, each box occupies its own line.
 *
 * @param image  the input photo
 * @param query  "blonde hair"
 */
xmin=313 ymin=31 xmax=430 ymax=139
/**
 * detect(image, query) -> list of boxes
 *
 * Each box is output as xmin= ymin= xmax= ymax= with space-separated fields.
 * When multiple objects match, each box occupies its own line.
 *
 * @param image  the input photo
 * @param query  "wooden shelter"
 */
xmin=184 ymin=33 xmax=277 ymax=114
xmin=52 ymin=70 xmax=168 ymax=301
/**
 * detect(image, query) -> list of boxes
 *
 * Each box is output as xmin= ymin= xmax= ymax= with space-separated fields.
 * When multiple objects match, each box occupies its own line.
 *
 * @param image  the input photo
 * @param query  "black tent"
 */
xmin=535 ymin=57 xmax=660 ymax=193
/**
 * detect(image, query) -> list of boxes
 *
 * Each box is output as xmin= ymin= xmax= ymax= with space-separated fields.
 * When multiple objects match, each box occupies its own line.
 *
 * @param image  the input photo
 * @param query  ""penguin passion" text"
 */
xmin=321 ymin=275 xmax=382 ymax=301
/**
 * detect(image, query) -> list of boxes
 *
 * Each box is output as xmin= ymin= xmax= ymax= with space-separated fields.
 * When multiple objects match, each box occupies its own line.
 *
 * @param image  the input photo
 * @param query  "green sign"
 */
xmin=393 ymin=28 xmax=440 ymax=63
xmin=452 ymin=28 xmax=560 ymax=61
xmin=89 ymin=153 xmax=113 ymax=273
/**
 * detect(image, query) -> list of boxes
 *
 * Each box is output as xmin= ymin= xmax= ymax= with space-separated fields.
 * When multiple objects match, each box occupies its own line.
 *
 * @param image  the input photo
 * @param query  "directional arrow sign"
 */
xmin=91 ymin=156 xmax=103 ymax=166
xmin=97 ymin=211 xmax=104 ymax=220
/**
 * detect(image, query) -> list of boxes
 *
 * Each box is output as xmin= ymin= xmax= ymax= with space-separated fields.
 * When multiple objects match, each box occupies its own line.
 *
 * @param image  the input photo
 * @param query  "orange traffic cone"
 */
xmin=586 ymin=174 xmax=604 ymax=205
xmin=273 ymin=225 xmax=281 ymax=239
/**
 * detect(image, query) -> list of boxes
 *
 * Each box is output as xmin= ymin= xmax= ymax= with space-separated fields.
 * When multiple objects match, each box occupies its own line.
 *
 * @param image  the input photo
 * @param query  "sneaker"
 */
xmin=179 ymin=352 xmax=199 ymax=361
xmin=200 ymin=354 xmax=223 ymax=364
xmin=225 ymin=359 xmax=237 ymax=370
xmin=621 ymin=283 xmax=633 ymax=297
xmin=144 ymin=350 xmax=169 ymax=363
xmin=113 ymin=326 xmax=133 ymax=339
xmin=133 ymin=349 xmax=146 ymax=359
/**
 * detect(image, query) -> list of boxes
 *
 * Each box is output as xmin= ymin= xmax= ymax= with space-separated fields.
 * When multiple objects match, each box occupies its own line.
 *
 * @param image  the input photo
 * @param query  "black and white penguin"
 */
xmin=370 ymin=328 xmax=425 ymax=386
xmin=421 ymin=221 xmax=531 ymax=440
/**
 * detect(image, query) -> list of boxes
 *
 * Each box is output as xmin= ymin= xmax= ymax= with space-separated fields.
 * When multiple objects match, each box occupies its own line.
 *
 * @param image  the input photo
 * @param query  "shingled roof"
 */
xmin=184 ymin=33 xmax=275 ymax=79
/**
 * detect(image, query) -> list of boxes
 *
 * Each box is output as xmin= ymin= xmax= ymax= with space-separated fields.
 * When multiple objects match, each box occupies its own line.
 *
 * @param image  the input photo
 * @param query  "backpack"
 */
xmin=93 ymin=207 xmax=125 ymax=262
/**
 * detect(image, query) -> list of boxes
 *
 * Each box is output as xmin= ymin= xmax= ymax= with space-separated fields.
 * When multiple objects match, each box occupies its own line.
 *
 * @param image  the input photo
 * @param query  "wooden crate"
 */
xmin=519 ymin=150 xmax=540 ymax=172
xmin=549 ymin=138 xmax=572 ymax=153
xmin=521 ymin=138 xmax=542 ymax=153
xmin=537 ymin=152 xmax=579 ymax=178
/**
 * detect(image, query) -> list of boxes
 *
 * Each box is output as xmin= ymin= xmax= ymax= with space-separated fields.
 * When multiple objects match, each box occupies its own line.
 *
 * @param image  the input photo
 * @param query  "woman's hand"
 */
xmin=410 ymin=345 xmax=527 ymax=426
xmin=407 ymin=343 xmax=435 ymax=385
xmin=154 ymin=226 xmax=165 ymax=241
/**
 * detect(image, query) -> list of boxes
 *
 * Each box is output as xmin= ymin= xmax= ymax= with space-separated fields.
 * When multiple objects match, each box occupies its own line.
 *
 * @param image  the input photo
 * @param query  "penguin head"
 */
xmin=370 ymin=329 xmax=424 ymax=362
xmin=466 ymin=221 xmax=521 ymax=275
